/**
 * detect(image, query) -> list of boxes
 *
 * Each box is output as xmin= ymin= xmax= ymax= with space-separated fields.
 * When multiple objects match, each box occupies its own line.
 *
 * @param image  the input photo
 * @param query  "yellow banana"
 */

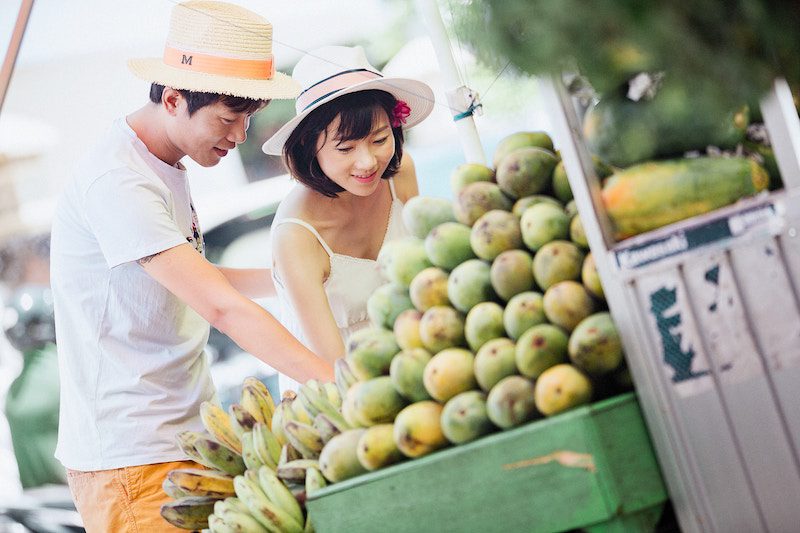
xmin=159 ymin=495 xmax=216 ymax=530
xmin=257 ymin=465 xmax=304 ymax=526
xmin=201 ymin=401 xmax=243 ymax=454
xmin=167 ymin=468 xmax=236 ymax=499
xmin=283 ymin=421 xmax=324 ymax=460
xmin=234 ymin=472 xmax=304 ymax=533
xmin=240 ymin=431 xmax=265 ymax=472
xmin=193 ymin=436 xmax=246 ymax=476
xmin=229 ymin=403 xmax=257 ymax=438
xmin=305 ymin=514 xmax=316 ymax=533
xmin=277 ymin=459 xmax=320 ymax=485
xmin=243 ymin=377 xmax=277 ymax=424
xmin=305 ymin=466 xmax=327 ymax=497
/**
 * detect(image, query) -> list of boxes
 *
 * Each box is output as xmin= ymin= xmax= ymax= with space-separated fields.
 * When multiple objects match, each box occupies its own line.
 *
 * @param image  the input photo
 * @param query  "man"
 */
xmin=49 ymin=2 xmax=332 ymax=531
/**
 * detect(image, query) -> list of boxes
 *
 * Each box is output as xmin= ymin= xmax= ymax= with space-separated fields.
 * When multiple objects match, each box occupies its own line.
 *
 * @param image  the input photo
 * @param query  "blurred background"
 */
xmin=0 ymin=0 xmax=550 ymax=507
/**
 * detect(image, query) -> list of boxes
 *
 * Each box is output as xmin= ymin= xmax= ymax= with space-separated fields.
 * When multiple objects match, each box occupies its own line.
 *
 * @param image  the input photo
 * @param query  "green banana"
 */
xmin=201 ymin=401 xmax=243 ymax=454
xmin=277 ymin=459 xmax=320 ymax=485
xmin=252 ymin=422 xmax=280 ymax=469
xmin=234 ymin=472 xmax=304 ymax=533
xmin=283 ymin=421 xmax=324 ymax=460
xmin=270 ymin=401 xmax=290 ymax=448
xmin=305 ymin=514 xmax=316 ymax=533
xmin=299 ymin=384 xmax=350 ymax=431
xmin=175 ymin=430 xmax=215 ymax=468
xmin=229 ymin=403 xmax=258 ymax=438
xmin=258 ymin=465 xmax=304 ymax=526
xmin=313 ymin=413 xmax=342 ymax=445
xmin=213 ymin=496 xmax=249 ymax=516
xmin=162 ymin=476 xmax=189 ymax=499
xmin=240 ymin=431 xmax=266 ymax=471
xmin=208 ymin=513 xmax=237 ymax=533
xmin=213 ymin=499 xmax=270 ymax=533
xmin=167 ymin=468 xmax=235 ymax=499
xmin=297 ymin=385 xmax=322 ymax=419
xmin=305 ymin=466 xmax=327 ymax=497
xmin=159 ymin=495 xmax=216 ymax=530
xmin=279 ymin=443 xmax=302 ymax=467
xmin=193 ymin=436 xmax=246 ymax=476
xmin=334 ymin=358 xmax=358 ymax=399
xmin=322 ymin=382 xmax=342 ymax=409
xmin=291 ymin=398 xmax=314 ymax=426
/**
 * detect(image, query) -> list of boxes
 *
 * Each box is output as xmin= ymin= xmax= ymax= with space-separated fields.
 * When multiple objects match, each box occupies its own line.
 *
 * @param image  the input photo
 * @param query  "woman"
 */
xmin=262 ymin=46 xmax=434 ymax=392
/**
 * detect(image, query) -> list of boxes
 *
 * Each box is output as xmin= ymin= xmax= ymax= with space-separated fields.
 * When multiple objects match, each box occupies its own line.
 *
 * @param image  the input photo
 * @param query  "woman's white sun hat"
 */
xmin=128 ymin=1 xmax=300 ymax=100
xmin=261 ymin=45 xmax=435 ymax=155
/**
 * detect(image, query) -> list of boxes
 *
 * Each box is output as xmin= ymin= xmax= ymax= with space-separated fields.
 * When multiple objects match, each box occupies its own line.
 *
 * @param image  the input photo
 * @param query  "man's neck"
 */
xmin=126 ymin=105 xmax=184 ymax=167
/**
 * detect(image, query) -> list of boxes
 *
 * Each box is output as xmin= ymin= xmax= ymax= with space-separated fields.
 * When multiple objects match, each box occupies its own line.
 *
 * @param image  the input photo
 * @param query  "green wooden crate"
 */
xmin=306 ymin=392 xmax=668 ymax=533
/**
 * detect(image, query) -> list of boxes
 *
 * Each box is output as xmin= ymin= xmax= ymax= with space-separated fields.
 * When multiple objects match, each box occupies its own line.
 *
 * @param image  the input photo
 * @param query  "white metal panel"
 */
xmin=684 ymin=251 xmax=800 ymax=532
xmin=633 ymin=270 xmax=765 ymax=532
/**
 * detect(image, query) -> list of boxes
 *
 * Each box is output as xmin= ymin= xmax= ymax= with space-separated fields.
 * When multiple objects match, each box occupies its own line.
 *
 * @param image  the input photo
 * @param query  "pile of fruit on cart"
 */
xmin=158 ymin=122 xmax=777 ymax=530
xmin=158 ymin=130 xmax=646 ymax=532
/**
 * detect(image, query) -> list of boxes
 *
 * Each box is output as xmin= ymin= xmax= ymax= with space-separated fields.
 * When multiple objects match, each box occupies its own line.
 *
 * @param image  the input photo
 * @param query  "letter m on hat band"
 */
xmin=296 ymin=69 xmax=383 ymax=112
xmin=163 ymin=45 xmax=275 ymax=80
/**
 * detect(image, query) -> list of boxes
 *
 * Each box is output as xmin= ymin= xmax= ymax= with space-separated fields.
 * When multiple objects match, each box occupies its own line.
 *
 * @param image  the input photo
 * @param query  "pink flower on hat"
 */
xmin=391 ymin=100 xmax=411 ymax=128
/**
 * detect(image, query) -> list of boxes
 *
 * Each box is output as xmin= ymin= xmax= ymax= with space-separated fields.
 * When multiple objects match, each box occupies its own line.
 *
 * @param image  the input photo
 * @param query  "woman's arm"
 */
xmin=271 ymin=223 xmax=347 ymax=364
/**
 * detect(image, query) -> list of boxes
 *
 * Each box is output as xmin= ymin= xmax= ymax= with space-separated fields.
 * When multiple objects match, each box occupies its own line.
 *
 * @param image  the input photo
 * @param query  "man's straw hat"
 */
xmin=262 ymin=45 xmax=434 ymax=155
xmin=128 ymin=1 xmax=300 ymax=100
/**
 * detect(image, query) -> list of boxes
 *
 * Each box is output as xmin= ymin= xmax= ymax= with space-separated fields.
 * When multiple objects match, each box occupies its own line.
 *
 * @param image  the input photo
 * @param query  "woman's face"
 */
xmin=315 ymin=109 xmax=396 ymax=197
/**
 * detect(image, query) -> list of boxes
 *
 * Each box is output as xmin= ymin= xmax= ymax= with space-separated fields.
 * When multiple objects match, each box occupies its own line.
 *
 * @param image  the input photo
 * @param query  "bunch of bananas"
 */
xmin=161 ymin=376 xmax=344 ymax=532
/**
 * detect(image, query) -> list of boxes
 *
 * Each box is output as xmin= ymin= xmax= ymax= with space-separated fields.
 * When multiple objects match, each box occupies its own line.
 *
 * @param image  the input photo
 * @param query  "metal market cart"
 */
xmin=541 ymin=77 xmax=800 ymax=533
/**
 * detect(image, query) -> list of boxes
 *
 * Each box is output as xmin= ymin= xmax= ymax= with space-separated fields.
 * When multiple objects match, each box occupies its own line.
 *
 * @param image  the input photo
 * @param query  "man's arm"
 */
xmin=138 ymin=244 xmax=333 ymax=383
xmin=217 ymin=267 xmax=276 ymax=299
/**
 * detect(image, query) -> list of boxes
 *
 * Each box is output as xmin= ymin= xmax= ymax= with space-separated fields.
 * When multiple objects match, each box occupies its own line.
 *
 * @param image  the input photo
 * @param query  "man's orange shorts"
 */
xmin=67 ymin=460 xmax=199 ymax=533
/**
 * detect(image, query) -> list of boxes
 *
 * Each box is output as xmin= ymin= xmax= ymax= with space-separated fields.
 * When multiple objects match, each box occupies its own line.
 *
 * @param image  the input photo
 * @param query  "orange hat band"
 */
xmin=163 ymin=46 xmax=275 ymax=80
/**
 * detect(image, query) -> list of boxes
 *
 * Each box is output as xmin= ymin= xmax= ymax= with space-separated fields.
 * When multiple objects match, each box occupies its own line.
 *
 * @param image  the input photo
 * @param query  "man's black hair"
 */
xmin=149 ymin=83 xmax=267 ymax=116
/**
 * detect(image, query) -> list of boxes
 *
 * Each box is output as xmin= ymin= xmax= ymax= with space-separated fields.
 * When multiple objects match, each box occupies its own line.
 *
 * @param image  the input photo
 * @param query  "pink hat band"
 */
xmin=296 ymin=68 xmax=383 ymax=112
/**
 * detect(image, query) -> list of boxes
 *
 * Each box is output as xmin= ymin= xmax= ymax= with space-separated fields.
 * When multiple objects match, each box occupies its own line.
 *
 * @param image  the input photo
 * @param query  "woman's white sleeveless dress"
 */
xmin=272 ymin=178 xmax=407 ymax=393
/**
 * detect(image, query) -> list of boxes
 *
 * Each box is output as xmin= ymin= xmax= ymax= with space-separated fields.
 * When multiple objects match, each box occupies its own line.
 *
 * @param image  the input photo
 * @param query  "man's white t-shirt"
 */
xmin=50 ymin=118 xmax=216 ymax=471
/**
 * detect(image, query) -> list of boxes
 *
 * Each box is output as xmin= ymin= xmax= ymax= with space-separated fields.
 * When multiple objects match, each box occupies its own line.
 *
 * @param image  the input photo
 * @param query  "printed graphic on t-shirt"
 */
xmin=188 ymin=202 xmax=205 ymax=255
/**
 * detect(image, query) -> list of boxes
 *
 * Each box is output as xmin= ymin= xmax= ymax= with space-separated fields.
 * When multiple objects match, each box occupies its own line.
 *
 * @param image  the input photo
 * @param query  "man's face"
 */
xmin=171 ymin=99 xmax=254 ymax=167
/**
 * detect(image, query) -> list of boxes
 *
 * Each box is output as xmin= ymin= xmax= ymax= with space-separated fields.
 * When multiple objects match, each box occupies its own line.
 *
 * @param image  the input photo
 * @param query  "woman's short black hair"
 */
xmin=149 ymin=83 xmax=267 ymax=116
xmin=283 ymin=90 xmax=404 ymax=198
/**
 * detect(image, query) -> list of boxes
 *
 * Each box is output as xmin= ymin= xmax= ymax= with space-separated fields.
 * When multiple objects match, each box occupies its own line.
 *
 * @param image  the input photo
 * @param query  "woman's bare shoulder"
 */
xmin=392 ymin=152 xmax=419 ymax=202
